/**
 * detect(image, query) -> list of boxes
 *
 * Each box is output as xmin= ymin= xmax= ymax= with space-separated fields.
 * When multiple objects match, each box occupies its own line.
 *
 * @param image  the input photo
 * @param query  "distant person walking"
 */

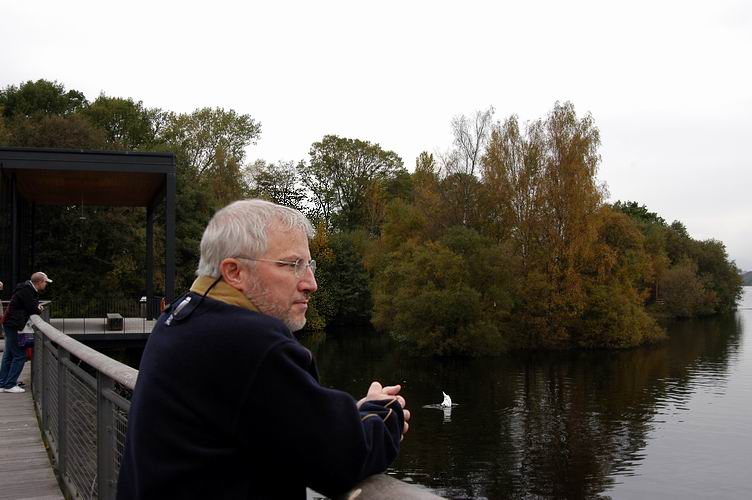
xmin=0 ymin=272 xmax=52 ymax=393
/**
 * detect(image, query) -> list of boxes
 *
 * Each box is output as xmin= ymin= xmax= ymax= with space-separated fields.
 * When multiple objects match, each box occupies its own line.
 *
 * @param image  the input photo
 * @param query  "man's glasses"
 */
xmin=234 ymin=256 xmax=316 ymax=278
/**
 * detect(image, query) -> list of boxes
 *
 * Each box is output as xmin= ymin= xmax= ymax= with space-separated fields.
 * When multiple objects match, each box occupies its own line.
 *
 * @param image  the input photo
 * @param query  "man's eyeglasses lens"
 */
xmin=234 ymin=256 xmax=316 ymax=277
xmin=295 ymin=259 xmax=316 ymax=277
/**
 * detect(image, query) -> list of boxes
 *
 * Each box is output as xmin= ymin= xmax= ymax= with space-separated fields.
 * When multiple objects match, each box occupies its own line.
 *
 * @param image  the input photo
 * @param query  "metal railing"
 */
xmin=43 ymin=296 xmax=163 ymax=334
xmin=48 ymin=296 xmax=164 ymax=320
xmin=30 ymin=315 xmax=441 ymax=500
xmin=31 ymin=315 xmax=137 ymax=500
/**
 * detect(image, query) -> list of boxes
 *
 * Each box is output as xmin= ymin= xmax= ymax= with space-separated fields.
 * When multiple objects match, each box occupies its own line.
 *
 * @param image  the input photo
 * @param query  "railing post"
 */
xmin=41 ymin=336 xmax=51 ymax=430
xmin=57 ymin=349 xmax=69 ymax=479
xmin=32 ymin=328 xmax=43 ymax=407
xmin=97 ymin=373 xmax=116 ymax=500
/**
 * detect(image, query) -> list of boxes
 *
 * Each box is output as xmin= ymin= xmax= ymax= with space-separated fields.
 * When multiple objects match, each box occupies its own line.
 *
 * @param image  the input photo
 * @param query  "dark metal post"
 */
xmin=165 ymin=171 xmax=176 ymax=303
xmin=97 ymin=374 xmax=116 ymax=500
xmin=30 ymin=201 xmax=36 ymax=270
xmin=41 ymin=336 xmax=51 ymax=431
xmin=146 ymin=204 xmax=154 ymax=320
xmin=11 ymin=173 xmax=18 ymax=286
xmin=58 ymin=349 xmax=70 ymax=477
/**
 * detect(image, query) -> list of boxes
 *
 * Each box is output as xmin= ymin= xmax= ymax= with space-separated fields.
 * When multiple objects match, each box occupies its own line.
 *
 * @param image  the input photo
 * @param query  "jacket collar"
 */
xmin=189 ymin=276 xmax=258 ymax=313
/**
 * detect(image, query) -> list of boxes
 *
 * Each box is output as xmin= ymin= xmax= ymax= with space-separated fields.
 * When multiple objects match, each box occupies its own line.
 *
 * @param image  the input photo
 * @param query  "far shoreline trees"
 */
xmin=1 ymin=79 xmax=744 ymax=355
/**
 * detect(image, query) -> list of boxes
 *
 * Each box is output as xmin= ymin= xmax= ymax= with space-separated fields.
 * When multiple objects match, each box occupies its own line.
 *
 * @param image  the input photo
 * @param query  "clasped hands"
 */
xmin=357 ymin=381 xmax=410 ymax=440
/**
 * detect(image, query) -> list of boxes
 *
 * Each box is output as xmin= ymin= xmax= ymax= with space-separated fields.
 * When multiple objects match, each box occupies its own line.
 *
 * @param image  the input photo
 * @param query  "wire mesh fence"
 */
xmin=48 ymin=296 xmax=164 ymax=320
xmin=31 ymin=317 xmax=138 ymax=500
xmin=38 ymin=296 xmax=164 ymax=334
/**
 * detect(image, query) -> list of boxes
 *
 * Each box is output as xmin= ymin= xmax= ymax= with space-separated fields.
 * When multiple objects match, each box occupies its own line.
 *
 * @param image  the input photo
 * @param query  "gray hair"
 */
xmin=196 ymin=199 xmax=315 ymax=278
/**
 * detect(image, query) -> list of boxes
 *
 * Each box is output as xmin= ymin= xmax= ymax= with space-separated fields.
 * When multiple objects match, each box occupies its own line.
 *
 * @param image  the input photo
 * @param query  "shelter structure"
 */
xmin=0 ymin=147 xmax=176 ymax=319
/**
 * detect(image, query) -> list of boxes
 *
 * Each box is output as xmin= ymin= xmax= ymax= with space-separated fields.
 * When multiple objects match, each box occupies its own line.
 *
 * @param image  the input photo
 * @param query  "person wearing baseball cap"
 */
xmin=0 ymin=271 xmax=52 ymax=393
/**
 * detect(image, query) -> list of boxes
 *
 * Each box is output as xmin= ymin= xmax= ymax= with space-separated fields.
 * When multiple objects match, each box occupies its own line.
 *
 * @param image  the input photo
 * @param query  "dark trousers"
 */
xmin=0 ymin=325 xmax=27 ymax=389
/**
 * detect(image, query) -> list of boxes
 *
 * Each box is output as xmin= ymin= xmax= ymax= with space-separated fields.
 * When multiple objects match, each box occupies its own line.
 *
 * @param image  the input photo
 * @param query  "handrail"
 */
xmin=29 ymin=315 xmax=442 ymax=500
xmin=31 ymin=315 xmax=138 ymax=389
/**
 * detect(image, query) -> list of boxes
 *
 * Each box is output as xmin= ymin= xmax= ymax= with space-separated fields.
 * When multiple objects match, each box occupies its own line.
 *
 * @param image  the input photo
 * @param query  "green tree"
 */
xmin=306 ymin=222 xmax=336 ymax=330
xmin=612 ymin=201 xmax=666 ymax=226
xmin=689 ymin=239 xmax=743 ymax=313
xmin=161 ymin=107 xmax=261 ymax=178
xmin=4 ymin=114 xmax=107 ymax=148
xmin=325 ymin=233 xmax=373 ymax=325
xmin=0 ymin=80 xmax=105 ymax=148
xmin=158 ymin=107 xmax=262 ymax=268
xmin=82 ymin=95 xmax=165 ymax=150
xmin=302 ymin=135 xmax=405 ymax=231
xmin=0 ymin=79 xmax=87 ymax=118
xmin=0 ymin=116 xmax=8 ymax=143
xmin=659 ymin=260 xmax=716 ymax=317
xmin=34 ymin=203 xmax=149 ymax=309
xmin=373 ymin=226 xmax=514 ymax=355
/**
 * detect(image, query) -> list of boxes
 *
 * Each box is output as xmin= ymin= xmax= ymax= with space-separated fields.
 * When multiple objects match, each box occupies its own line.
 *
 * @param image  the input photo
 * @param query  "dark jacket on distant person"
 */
xmin=117 ymin=278 xmax=404 ymax=500
xmin=3 ymin=281 xmax=40 ymax=330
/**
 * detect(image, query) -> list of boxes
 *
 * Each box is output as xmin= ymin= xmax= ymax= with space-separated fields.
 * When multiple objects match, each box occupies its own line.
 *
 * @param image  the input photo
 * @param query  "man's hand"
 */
xmin=358 ymin=381 xmax=410 ymax=439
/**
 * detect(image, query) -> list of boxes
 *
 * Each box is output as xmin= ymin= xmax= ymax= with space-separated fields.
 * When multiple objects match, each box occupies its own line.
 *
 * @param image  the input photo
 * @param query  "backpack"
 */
xmin=0 ymin=296 xmax=13 ymax=325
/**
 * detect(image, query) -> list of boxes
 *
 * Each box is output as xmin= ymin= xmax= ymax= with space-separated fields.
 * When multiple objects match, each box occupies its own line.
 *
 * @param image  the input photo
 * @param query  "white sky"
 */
xmin=3 ymin=0 xmax=751 ymax=270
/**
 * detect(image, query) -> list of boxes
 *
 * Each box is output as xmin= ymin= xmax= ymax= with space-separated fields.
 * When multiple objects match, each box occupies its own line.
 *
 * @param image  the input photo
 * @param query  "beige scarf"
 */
xmin=189 ymin=276 xmax=259 ymax=313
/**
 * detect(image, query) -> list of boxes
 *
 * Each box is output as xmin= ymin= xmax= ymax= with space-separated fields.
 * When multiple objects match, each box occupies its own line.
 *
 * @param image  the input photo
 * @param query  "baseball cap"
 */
xmin=34 ymin=272 xmax=53 ymax=283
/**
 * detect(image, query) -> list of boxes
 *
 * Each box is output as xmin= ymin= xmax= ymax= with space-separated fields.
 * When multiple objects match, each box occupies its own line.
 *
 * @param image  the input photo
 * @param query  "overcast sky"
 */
xmin=3 ymin=0 xmax=750 ymax=270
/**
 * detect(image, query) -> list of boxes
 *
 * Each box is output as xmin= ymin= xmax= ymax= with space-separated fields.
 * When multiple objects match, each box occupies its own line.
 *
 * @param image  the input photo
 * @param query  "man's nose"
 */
xmin=299 ymin=268 xmax=317 ymax=293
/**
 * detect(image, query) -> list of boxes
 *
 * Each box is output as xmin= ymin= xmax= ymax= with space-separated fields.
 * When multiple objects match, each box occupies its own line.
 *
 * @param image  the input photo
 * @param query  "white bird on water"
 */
xmin=441 ymin=391 xmax=452 ymax=408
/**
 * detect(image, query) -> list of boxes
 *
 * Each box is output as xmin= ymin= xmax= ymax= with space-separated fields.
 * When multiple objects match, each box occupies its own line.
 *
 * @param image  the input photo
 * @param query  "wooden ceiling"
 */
xmin=0 ymin=148 xmax=175 ymax=207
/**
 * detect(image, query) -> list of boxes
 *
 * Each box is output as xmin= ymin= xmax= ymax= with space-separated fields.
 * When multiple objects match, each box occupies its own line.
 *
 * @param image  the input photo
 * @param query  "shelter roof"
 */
xmin=0 ymin=147 xmax=175 ymax=207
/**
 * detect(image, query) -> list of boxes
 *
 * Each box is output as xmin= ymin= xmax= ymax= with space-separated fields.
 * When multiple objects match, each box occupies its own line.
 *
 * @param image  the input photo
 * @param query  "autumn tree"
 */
xmin=411 ymin=152 xmax=445 ymax=240
xmin=614 ymin=201 xmax=742 ymax=317
xmin=480 ymin=102 xmax=604 ymax=347
xmin=574 ymin=208 xmax=665 ymax=347
xmin=481 ymin=114 xmax=545 ymax=264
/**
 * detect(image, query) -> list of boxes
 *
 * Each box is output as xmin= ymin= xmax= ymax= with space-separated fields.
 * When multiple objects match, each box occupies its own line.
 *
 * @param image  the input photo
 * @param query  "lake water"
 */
xmin=303 ymin=286 xmax=752 ymax=499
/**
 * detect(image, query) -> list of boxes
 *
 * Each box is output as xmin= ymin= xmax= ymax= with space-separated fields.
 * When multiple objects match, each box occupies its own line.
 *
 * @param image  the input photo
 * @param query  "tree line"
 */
xmin=0 ymin=79 xmax=743 ymax=355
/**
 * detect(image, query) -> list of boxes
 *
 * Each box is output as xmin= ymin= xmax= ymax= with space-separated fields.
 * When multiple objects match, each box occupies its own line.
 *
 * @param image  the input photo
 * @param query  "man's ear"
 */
xmin=219 ymin=258 xmax=246 ymax=292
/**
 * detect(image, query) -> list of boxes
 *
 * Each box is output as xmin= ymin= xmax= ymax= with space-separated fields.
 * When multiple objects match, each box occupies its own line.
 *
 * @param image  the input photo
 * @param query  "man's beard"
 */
xmin=245 ymin=280 xmax=307 ymax=332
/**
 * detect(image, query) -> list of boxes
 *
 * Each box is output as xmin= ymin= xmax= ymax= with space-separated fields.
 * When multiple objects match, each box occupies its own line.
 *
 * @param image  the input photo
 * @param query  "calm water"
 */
xmin=302 ymin=287 xmax=752 ymax=499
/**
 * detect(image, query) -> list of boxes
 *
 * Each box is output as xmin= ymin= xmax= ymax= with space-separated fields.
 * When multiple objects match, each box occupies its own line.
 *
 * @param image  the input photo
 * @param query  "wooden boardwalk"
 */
xmin=0 ymin=363 xmax=63 ymax=500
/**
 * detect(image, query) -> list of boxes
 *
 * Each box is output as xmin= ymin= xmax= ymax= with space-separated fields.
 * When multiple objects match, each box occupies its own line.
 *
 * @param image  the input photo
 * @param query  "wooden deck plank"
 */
xmin=0 ymin=365 xmax=63 ymax=500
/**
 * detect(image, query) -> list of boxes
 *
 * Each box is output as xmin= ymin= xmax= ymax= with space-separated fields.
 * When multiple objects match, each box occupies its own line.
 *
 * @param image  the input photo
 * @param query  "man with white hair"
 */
xmin=0 ymin=271 xmax=52 ymax=393
xmin=118 ymin=199 xmax=409 ymax=499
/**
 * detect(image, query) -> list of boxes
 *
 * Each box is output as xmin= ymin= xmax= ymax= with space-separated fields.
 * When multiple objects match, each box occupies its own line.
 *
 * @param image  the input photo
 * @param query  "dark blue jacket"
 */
xmin=2 ymin=281 xmax=40 ymax=330
xmin=117 ymin=293 xmax=404 ymax=499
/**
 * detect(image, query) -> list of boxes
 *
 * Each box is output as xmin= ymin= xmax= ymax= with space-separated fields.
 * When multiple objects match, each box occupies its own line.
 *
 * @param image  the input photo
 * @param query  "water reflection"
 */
xmin=421 ymin=403 xmax=453 ymax=423
xmin=299 ymin=288 xmax=751 ymax=499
